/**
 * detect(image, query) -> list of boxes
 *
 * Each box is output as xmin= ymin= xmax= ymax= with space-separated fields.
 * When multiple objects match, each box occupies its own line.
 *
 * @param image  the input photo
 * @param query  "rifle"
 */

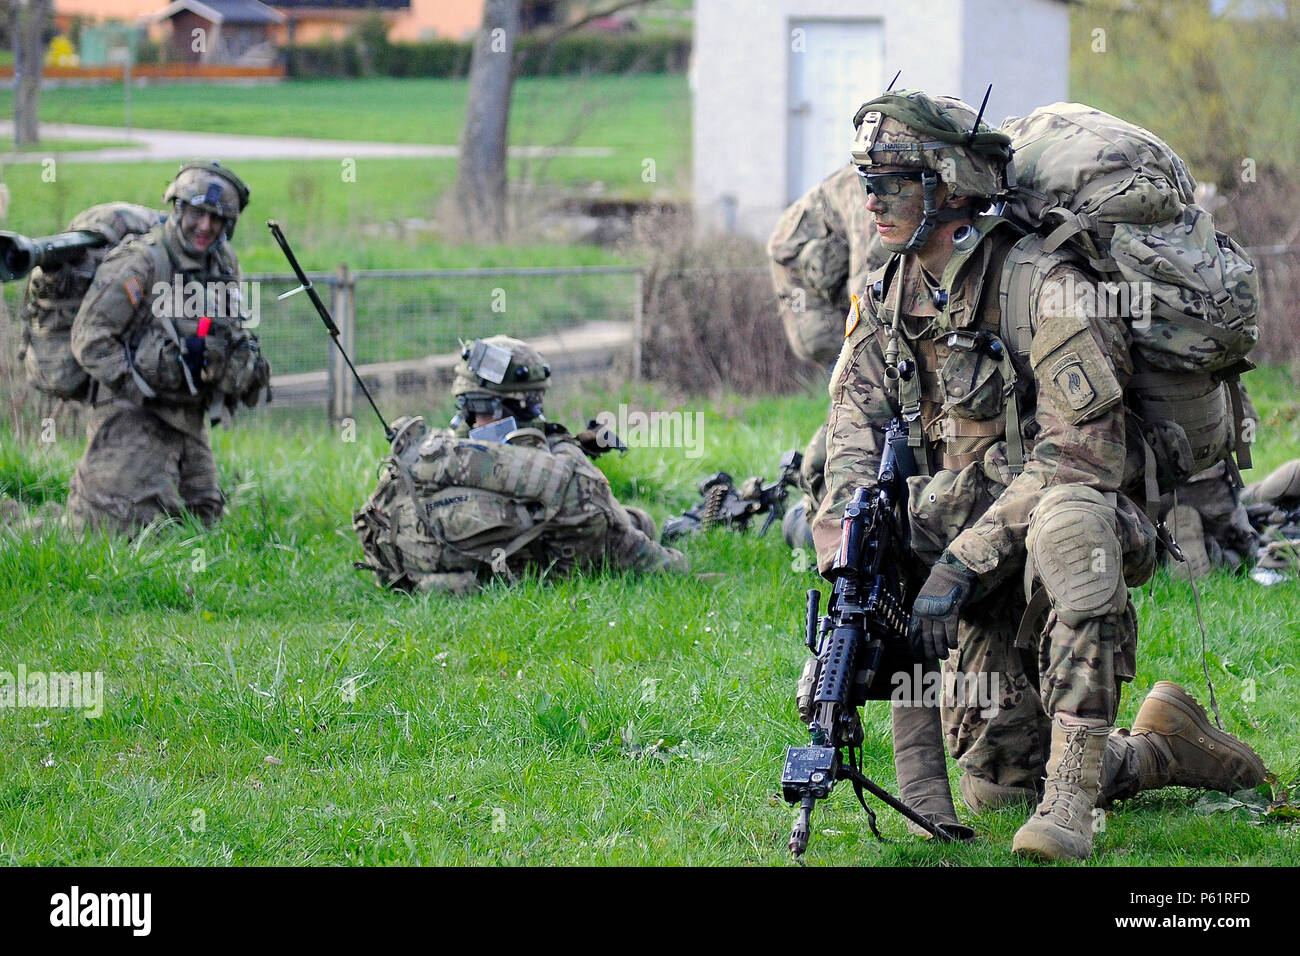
xmin=661 ymin=450 xmax=803 ymax=542
xmin=0 ymin=229 xmax=105 ymax=282
xmin=782 ymin=417 xmax=974 ymax=859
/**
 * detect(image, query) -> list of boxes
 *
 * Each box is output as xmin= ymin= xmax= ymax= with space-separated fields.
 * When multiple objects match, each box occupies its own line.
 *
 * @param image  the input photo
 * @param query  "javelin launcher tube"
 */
xmin=0 ymin=230 xmax=105 ymax=282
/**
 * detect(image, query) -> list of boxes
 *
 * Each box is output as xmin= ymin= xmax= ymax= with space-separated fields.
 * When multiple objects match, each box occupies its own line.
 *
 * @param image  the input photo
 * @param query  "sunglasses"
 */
xmin=855 ymin=168 xmax=924 ymax=198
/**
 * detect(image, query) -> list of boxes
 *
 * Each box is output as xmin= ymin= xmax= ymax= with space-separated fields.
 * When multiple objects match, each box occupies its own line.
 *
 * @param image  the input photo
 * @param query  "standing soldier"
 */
xmin=768 ymin=163 xmax=887 ymax=549
xmin=67 ymin=161 xmax=269 ymax=534
xmin=354 ymin=335 xmax=686 ymax=595
xmin=813 ymin=91 xmax=1266 ymax=860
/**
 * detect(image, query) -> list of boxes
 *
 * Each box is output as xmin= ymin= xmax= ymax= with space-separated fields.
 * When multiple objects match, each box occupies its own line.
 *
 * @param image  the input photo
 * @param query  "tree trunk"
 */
xmin=451 ymin=0 xmax=520 ymax=242
xmin=12 ymin=0 xmax=52 ymax=148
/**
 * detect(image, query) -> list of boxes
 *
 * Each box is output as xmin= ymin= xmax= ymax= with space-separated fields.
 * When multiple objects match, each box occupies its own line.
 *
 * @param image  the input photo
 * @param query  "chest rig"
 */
xmin=868 ymin=218 xmax=1029 ymax=476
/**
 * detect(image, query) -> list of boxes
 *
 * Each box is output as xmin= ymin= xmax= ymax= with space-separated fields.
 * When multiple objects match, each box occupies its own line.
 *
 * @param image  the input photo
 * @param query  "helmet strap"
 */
xmin=902 ymin=170 xmax=971 ymax=253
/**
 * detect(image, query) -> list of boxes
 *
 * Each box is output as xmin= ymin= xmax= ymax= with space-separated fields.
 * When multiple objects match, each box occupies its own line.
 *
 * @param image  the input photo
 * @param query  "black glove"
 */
xmin=909 ymin=558 xmax=976 ymax=662
xmin=181 ymin=334 xmax=207 ymax=383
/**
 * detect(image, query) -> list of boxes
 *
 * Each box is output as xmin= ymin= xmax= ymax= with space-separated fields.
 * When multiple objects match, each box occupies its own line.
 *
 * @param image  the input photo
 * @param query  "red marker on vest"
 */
xmin=197 ymin=316 xmax=211 ymax=337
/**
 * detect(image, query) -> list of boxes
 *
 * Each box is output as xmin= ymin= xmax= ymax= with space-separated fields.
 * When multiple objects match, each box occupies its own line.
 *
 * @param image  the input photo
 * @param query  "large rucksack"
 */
xmin=997 ymin=103 xmax=1259 ymax=492
xmin=18 ymin=202 xmax=163 ymax=401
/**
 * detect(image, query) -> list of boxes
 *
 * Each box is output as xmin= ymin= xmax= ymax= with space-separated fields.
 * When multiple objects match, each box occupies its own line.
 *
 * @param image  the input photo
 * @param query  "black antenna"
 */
xmin=266 ymin=220 xmax=395 ymax=442
xmin=967 ymin=84 xmax=992 ymax=145
xmin=885 ymin=69 xmax=901 ymax=92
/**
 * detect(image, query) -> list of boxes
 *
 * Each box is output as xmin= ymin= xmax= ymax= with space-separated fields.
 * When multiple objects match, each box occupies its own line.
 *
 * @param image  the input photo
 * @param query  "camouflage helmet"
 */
xmin=850 ymin=89 xmax=1012 ymax=199
xmin=850 ymin=89 xmax=1012 ymax=251
xmin=163 ymin=161 xmax=250 ymax=239
xmin=452 ymin=336 xmax=551 ymax=399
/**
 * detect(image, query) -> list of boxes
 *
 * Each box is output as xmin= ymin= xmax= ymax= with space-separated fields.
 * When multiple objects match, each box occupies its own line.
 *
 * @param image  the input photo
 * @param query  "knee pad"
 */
xmin=1026 ymin=485 xmax=1126 ymax=627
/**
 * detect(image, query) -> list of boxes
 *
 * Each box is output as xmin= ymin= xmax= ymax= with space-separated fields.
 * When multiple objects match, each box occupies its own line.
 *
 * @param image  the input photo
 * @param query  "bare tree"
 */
xmin=450 ymin=0 xmax=662 ymax=241
xmin=11 ymin=0 xmax=53 ymax=148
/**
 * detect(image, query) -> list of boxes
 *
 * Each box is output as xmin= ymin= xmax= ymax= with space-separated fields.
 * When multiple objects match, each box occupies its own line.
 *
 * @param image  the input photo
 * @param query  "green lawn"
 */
xmin=0 ymin=74 xmax=689 ymax=192
xmin=1 ymin=369 xmax=1297 ymax=866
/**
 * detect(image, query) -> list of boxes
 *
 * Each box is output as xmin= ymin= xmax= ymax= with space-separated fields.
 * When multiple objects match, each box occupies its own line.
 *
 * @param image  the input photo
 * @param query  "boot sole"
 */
xmin=1137 ymin=681 xmax=1268 ymax=790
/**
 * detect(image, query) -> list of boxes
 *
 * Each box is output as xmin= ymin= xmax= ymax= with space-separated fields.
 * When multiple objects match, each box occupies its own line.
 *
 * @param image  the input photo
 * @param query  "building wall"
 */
xmin=693 ymin=0 xmax=1069 ymax=241
xmin=961 ymin=0 xmax=1070 ymax=125
xmin=391 ymin=0 xmax=484 ymax=42
xmin=694 ymin=0 xmax=965 ymax=239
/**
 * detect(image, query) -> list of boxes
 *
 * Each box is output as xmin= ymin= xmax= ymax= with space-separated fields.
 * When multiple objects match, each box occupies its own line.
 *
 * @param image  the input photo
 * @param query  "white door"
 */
xmin=787 ymin=19 xmax=884 ymax=203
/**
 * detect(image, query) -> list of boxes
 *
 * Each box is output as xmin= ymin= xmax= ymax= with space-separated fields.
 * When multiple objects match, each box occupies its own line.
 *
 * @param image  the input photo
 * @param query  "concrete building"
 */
xmin=692 ymin=0 xmax=1070 ymax=239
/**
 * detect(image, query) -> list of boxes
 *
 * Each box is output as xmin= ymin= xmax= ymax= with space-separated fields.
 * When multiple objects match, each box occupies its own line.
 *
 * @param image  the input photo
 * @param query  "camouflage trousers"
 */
xmin=67 ymin=401 xmax=223 ymax=535
xmin=909 ymin=463 xmax=1157 ymax=794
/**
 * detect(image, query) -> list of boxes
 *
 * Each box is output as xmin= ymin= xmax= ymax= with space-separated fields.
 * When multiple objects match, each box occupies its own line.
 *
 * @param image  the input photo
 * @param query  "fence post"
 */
xmin=632 ymin=268 xmax=644 ymax=381
xmin=328 ymin=263 xmax=355 ymax=424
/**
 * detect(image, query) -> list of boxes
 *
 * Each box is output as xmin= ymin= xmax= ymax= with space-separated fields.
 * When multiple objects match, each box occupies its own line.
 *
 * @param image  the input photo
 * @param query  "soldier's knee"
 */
xmin=622 ymin=505 xmax=657 ymax=540
xmin=1027 ymin=486 xmax=1126 ymax=627
xmin=782 ymin=499 xmax=814 ymax=549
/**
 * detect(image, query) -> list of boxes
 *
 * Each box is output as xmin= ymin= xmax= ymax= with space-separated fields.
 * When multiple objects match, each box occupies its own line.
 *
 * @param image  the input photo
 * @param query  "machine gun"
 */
xmin=661 ymin=450 xmax=802 ymax=542
xmin=0 ymin=229 xmax=106 ymax=282
xmin=782 ymin=417 xmax=973 ymax=859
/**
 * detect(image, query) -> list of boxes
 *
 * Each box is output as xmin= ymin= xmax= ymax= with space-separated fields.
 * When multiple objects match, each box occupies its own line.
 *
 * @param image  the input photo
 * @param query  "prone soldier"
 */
xmin=354 ymin=335 xmax=687 ymax=595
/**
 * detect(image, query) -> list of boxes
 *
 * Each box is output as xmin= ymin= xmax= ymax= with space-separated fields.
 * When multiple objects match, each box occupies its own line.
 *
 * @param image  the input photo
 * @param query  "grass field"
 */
xmin=1 ymin=367 xmax=1297 ymax=866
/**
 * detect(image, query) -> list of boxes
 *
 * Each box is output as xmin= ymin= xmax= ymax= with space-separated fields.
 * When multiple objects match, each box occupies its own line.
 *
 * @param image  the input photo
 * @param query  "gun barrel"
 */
xmin=0 ymin=230 xmax=105 ymax=282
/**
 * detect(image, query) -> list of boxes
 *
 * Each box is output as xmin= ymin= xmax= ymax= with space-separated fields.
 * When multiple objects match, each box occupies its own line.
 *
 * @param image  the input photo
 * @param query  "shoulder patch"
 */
xmin=846 ymin=295 xmax=861 ymax=338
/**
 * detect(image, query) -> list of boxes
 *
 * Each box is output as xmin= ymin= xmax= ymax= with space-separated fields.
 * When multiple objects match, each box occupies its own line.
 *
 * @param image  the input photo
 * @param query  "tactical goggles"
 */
xmin=855 ymin=168 xmax=925 ymax=198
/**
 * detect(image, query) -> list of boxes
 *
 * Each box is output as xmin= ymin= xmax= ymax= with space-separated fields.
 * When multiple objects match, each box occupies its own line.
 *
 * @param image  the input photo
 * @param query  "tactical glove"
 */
xmin=909 ymin=557 xmax=976 ymax=661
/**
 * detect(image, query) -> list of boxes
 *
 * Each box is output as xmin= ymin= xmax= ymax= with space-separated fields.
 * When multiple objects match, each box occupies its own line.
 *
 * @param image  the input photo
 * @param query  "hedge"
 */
xmin=285 ymin=33 xmax=689 ymax=79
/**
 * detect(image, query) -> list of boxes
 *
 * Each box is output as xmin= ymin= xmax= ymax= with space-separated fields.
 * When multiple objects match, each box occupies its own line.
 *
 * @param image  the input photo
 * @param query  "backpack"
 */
xmin=18 ymin=203 xmax=163 ymax=401
xmin=353 ymin=423 xmax=581 ymax=591
xmin=996 ymin=103 xmax=1258 ymax=493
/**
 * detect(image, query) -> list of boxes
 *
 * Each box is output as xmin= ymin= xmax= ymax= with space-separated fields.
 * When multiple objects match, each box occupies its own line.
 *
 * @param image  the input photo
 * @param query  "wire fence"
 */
xmin=3 ymin=245 xmax=1299 ymax=426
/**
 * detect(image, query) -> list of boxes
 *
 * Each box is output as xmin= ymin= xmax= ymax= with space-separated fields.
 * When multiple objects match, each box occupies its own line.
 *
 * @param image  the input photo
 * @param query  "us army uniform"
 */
xmin=769 ymin=164 xmax=887 ymax=549
xmin=768 ymin=162 xmax=888 ymax=368
xmin=354 ymin=336 xmax=686 ymax=595
xmin=815 ymin=91 xmax=1264 ymax=860
xmin=67 ymin=162 xmax=266 ymax=535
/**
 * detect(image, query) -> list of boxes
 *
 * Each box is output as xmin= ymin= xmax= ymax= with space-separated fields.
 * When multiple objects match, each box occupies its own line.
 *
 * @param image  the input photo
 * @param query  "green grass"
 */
xmin=0 ymin=74 xmax=689 ymax=196
xmin=1 ymin=372 xmax=1297 ymax=866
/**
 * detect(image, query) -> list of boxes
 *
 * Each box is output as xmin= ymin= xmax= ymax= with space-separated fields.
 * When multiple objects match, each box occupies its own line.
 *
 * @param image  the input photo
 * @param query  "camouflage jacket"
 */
xmin=355 ymin=424 xmax=687 ymax=595
xmin=70 ymin=219 xmax=245 ymax=439
xmin=768 ymin=163 xmax=887 ymax=367
xmin=812 ymin=217 xmax=1137 ymax=591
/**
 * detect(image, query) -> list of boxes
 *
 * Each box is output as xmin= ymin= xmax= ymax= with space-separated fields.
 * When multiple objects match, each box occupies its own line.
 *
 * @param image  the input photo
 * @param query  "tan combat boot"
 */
xmin=1012 ymin=716 xmax=1110 ymax=862
xmin=1099 ymin=681 xmax=1267 ymax=805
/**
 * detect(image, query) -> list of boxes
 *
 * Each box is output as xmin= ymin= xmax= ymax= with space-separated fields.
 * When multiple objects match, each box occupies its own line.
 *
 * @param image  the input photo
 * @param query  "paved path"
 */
xmin=0 ymin=122 xmax=614 ymax=164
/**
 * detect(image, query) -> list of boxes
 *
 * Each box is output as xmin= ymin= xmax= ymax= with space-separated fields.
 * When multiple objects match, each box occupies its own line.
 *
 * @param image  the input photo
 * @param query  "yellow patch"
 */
xmin=845 ymin=295 xmax=861 ymax=337
xmin=123 ymin=276 xmax=143 ymax=307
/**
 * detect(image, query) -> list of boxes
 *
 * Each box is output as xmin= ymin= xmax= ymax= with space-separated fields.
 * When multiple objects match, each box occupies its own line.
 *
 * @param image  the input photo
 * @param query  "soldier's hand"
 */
xmin=909 ymin=558 xmax=976 ymax=661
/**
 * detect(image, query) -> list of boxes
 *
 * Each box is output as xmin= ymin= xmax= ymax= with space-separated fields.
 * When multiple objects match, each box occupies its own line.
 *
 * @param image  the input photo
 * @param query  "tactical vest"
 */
xmin=122 ymin=225 xmax=258 ymax=407
xmin=859 ymin=217 xmax=1036 ymax=477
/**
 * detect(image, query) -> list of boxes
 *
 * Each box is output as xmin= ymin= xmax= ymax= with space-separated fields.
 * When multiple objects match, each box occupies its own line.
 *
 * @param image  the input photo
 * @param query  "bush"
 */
xmin=284 ymin=32 xmax=689 ymax=80
xmin=637 ymin=215 xmax=821 ymax=395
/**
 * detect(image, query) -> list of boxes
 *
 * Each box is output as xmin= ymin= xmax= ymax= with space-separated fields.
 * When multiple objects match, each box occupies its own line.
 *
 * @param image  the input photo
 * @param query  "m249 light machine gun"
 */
xmin=781 ymin=417 xmax=974 ymax=858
